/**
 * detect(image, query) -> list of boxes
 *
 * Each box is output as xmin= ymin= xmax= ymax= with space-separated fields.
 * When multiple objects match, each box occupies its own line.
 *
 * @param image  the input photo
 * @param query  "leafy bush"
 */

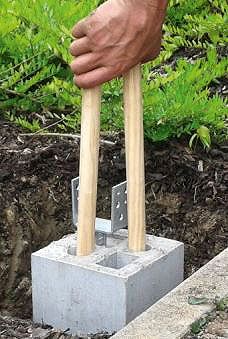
xmin=0 ymin=0 xmax=227 ymax=145
xmin=143 ymin=50 xmax=227 ymax=141
xmin=100 ymin=50 xmax=227 ymax=142
xmin=0 ymin=0 xmax=99 ymax=129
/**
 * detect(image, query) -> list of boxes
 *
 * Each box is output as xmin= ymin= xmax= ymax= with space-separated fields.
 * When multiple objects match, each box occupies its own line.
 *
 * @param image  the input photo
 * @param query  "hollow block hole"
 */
xmin=97 ymin=252 xmax=138 ymax=269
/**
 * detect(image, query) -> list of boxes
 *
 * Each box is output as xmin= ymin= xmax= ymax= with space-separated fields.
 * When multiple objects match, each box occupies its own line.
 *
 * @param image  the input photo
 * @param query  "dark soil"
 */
xmin=0 ymin=120 xmax=227 ymax=337
xmin=0 ymin=314 xmax=110 ymax=338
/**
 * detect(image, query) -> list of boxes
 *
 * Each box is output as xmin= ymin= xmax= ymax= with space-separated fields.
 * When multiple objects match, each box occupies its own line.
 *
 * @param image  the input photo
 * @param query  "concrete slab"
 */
xmin=32 ymin=230 xmax=184 ymax=336
xmin=112 ymin=248 xmax=228 ymax=339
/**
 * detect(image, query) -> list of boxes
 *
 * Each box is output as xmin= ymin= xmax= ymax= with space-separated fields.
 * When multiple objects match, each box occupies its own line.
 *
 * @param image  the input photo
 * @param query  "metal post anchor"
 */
xmin=72 ymin=177 xmax=128 ymax=246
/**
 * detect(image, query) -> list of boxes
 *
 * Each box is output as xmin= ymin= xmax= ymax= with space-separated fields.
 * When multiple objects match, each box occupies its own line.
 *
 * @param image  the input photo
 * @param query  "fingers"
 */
xmin=74 ymin=67 xmax=117 ymax=89
xmin=72 ymin=18 xmax=88 ymax=38
xmin=70 ymin=37 xmax=91 ymax=57
xmin=70 ymin=53 xmax=100 ymax=75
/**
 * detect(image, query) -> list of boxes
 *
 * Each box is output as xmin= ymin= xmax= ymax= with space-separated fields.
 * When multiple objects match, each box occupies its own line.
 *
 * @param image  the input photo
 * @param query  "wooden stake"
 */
xmin=124 ymin=65 xmax=146 ymax=252
xmin=77 ymin=87 xmax=101 ymax=256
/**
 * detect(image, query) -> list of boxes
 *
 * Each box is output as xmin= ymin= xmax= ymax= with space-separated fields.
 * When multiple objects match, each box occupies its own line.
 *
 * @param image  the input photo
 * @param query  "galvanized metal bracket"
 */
xmin=71 ymin=177 xmax=128 ymax=244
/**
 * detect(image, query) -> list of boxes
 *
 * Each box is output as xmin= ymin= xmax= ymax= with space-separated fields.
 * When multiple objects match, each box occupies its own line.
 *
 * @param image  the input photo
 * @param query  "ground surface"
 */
xmin=184 ymin=300 xmax=228 ymax=339
xmin=0 ymin=120 xmax=227 ymax=337
xmin=0 ymin=314 xmax=110 ymax=338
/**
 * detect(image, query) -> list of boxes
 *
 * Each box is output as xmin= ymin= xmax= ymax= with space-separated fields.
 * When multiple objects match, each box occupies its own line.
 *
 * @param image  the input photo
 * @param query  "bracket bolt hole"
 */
xmin=116 ymin=201 xmax=120 ymax=209
xmin=119 ymin=213 xmax=124 ymax=221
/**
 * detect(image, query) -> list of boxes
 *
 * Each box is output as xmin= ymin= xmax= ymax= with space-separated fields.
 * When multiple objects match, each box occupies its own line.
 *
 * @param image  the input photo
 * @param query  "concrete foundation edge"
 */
xmin=112 ymin=248 xmax=228 ymax=339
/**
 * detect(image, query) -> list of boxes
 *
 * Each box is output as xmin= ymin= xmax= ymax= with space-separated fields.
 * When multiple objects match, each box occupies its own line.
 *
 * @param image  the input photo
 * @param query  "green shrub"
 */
xmin=100 ymin=50 xmax=227 ymax=143
xmin=0 ymin=0 xmax=227 ymax=145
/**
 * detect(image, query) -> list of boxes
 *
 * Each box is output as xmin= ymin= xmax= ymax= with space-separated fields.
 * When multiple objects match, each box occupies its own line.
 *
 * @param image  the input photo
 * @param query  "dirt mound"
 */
xmin=0 ymin=120 xmax=227 ymax=319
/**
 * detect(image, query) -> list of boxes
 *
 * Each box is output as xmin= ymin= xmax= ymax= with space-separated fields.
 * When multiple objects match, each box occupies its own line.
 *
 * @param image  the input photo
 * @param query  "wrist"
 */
xmin=145 ymin=0 xmax=168 ymax=10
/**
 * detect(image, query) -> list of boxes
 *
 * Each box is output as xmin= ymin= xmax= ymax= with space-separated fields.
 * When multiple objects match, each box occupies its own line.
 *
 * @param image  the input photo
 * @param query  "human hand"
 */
xmin=70 ymin=0 xmax=168 ymax=88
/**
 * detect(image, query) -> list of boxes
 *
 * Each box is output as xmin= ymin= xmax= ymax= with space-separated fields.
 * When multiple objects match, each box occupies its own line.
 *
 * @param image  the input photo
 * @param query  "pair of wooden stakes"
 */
xmin=77 ymin=65 xmax=146 ymax=256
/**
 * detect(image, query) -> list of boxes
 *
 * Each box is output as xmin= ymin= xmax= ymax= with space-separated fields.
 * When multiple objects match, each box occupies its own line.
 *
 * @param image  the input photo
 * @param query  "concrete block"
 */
xmin=32 ymin=230 xmax=184 ymax=336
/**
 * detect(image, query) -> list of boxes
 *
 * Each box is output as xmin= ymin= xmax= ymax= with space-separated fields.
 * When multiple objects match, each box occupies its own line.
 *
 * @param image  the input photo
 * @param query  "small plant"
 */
xmin=216 ymin=296 xmax=228 ymax=312
xmin=8 ymin=114 xmax=41 ymax=132
xmin=190 ymin=316 xmax=209 ymax=335
xmin=189 ymin=126 xmax=211 ymax=150
xmin=188 ymin=296 xmax=228 ymax=336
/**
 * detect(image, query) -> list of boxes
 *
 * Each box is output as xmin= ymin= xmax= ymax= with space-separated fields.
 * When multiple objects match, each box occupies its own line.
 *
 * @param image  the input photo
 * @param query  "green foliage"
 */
xmin=216 ymin=297 xmax=228 ymax=312
xmin=189 ymin=126 xmax=211 ymax=150
xmin=98 ymin=50 xmax=227 ymax=147
xmin=143 ymin=51 xmax=227 ymax=142
xmin=0 ymin=0 xmax=99 ymax=129
xmin=153 ymin=0 xmax=228 ymax=65
xmin=191 ymin=316 xmax=209 ymax=335
xmin=0 ymin=0 xmax=227 ymax=146
xmin=8 ymin=114 xmax=41 ymax=132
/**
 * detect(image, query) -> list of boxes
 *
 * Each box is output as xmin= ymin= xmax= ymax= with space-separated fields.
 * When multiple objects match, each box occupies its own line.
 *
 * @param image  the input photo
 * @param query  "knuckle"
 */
xmin=70 ymin=60 xmax=79 ymax=74
xmin=132 ymin=9 xmax=148 ymax=32
xmin=69 ymin=42 xmax=76 ymax=55
xmin=73 ymin=76 xmax=80 ymax=88
xmin=75 ymin=77 xmax=89 ymax=89
xmin=69 ymin=61 xmax=75 ymax=72
xmin=74 ymin=76 xmax=84 ymax=88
